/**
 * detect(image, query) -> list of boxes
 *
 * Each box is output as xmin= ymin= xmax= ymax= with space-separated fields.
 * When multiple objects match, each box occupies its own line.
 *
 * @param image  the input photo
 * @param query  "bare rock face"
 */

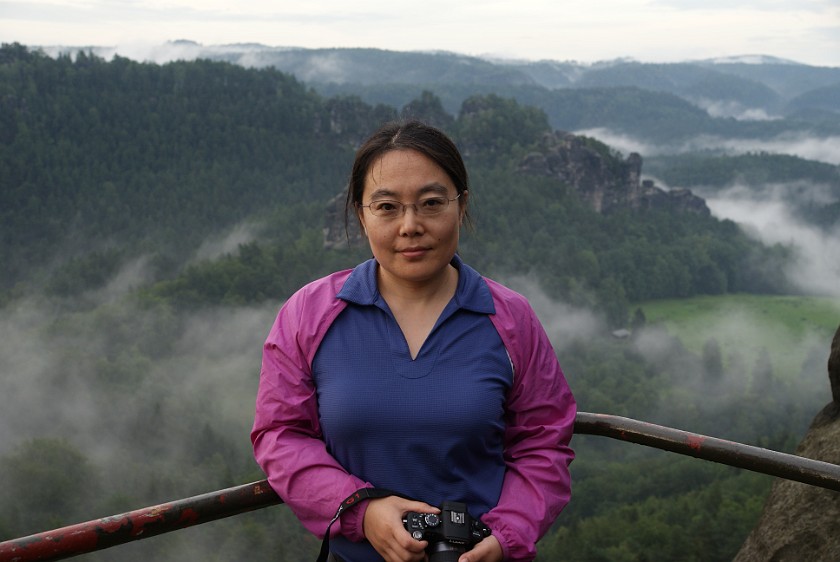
xmin=518 ymin=131 xmax=709 ymax=216
xmin=733 ymin=324 xmax=840 ymax=562
xmin=323 ymin=191 xmax=365 ymax=250
xmin=830 ymin=323 xmax=840 ymax=404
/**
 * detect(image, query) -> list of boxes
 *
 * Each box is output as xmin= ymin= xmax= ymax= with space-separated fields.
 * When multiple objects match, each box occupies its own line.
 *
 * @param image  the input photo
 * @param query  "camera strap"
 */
xmin=316 ymin=487 xmax=413 ymax=562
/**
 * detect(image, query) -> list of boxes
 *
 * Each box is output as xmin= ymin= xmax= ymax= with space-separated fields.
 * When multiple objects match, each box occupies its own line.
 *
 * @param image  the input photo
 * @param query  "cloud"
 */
xmin=691 ymin=98 xmax=781 ymax=121
xmin=699 ymin=135 xmax=840 ymax=166
xmin=3 ymin=1 xmax=839 ymax=66
xmin=631 ymin=303 xmax=834 ymax=419
xmin=0 ymin=300 xmax=100 ymax=455
xmin=572 ymin=128 xmax=659 ymax=158
xmin=0 ymin=289 xmax=285 ymax=559
xmin=497 ymin=275 xmax=605 ymax=352
xmin=191 ymin=223 xmax=258 ymax=263
xmin=97 ymin=255 xmax=155 ymax=300
xmin=0 ymin=295 xmax=276 ymax=483
xmin=494 ymin=270 xmax=835 ymax=442
xmin=115 ymin=40 xmax=207 ymax=64
xmin=576 ymin=127 xmax=840 ymax=166
xmin=293 ymin=51 xmax=354 ymax=83
xmin=650 ymin=0 xmax=827 ymax=12
xmin=701 ymin=183 xmax=840 ymax=297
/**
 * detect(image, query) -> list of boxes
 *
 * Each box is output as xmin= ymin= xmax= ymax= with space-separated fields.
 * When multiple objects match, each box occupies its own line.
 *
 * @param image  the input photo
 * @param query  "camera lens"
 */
xmin=428 ymin=541 xmax=465 ymax=562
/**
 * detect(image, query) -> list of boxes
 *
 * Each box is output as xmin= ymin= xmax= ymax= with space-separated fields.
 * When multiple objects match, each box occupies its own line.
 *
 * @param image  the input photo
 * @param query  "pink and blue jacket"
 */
xmin=251 ymin=258 xmax=576 ymax=560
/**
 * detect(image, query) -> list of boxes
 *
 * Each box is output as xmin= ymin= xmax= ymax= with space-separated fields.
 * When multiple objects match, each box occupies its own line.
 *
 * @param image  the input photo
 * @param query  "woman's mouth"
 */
xmin=399 ymin=247 xmax=429 ymax=259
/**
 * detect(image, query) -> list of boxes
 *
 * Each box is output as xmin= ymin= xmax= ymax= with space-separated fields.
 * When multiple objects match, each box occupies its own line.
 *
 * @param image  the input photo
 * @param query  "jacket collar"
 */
xmin=337 ymin=254 xmax=495 ymax=315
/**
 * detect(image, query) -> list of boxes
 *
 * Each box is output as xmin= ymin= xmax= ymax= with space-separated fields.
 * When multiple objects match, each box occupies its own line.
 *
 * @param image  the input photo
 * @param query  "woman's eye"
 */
xmin=421 ymin=198 xmax=444 ymax=208
xmin=375 ymin=201 xmax=398 ymax=212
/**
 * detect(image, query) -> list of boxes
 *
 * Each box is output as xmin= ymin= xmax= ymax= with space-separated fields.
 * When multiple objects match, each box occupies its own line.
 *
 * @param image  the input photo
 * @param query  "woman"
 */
xmin=251 ymin=120 xmax=576 ymax=562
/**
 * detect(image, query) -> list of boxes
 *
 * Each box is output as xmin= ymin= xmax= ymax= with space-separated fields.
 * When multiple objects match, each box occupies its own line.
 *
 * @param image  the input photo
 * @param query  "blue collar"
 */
xmin=337 ymin=254 xmax=496 ymax=315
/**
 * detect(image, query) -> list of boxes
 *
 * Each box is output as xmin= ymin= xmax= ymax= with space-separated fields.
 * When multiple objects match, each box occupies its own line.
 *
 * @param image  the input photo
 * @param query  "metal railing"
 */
xmin=2 ymin=411 xmax=839 ymax=561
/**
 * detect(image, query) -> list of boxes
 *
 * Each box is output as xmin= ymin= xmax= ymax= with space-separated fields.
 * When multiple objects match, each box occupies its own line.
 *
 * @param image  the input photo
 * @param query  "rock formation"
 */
xmin=518 ymin=131 xmax=710 ymax=215
xmin=323 ymin=191 xmax=365 ymax=250
xmin=733 ymin=323 xmax=840 ymax=562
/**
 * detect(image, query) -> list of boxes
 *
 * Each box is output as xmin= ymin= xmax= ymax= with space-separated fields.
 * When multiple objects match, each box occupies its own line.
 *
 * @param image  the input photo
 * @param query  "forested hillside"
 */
xmin=0 ymin=43 xmax=385 ymax=298
xmin=0 ymin=44 xmax=837 ymax=561
xmin=160 ymin=44 xmax=840 ymax=141
xmin=0 ymin=43 xmax=792 ymax=320
xmin=645 ymin=153 xmax=840 ymax=230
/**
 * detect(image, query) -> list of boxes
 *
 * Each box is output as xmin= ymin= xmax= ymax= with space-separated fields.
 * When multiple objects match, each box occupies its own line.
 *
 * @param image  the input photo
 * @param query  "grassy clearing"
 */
xmin=634 ymin=294 xmax=840 ymax=379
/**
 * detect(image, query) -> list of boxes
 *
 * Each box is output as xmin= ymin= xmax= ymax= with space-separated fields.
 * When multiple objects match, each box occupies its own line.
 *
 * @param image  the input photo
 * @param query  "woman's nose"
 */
xmin=398 ymin=205 xmax=423 ymax=235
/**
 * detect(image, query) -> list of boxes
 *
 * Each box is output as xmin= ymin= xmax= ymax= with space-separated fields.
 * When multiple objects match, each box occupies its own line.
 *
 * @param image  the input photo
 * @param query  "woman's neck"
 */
xmin=377 ymin=263 xmax=458 ymax=307
xmin=377 ymin=264 xmax=459 ymax=360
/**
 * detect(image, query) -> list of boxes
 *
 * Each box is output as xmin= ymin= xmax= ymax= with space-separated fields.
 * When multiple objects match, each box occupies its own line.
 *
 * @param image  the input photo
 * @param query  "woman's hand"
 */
xmin=459 ymin=534 xmax=504 ymax=562
xmin=363 ymin=496 xmax=439 ymax=562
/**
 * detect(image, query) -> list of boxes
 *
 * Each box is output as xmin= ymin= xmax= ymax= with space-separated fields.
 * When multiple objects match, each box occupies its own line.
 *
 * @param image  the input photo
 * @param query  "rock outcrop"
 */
xmin=733 ymin=323 xmax=840 ymax=562
xmin=323 ymin=191 xmax=365 ymax=250
xmin=518 ymin=131 xmax=710 ymax=215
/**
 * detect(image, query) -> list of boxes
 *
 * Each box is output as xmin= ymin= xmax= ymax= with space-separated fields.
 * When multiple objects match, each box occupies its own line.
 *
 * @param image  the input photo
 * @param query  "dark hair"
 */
xmin=344 ymin=120 xmax=471 ymax=234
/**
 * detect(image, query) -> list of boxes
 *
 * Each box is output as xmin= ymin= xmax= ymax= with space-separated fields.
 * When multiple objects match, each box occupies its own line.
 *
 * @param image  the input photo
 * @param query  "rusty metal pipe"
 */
xmin=2 ymin=412 xmax=839 ymax=561
xmin=573 ymin=412 xmax=840 ymax=492
xmin=0 ymin=481 xmax=281 ymax=561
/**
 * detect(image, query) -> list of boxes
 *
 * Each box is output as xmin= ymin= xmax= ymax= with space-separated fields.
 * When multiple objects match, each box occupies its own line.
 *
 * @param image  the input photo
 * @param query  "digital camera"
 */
xmin=402 ymin=501 xmax=492 ymax=562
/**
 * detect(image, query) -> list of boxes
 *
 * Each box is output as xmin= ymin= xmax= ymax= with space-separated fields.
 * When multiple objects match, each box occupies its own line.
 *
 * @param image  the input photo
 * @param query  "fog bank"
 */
xmin=701 ymin=184 xmax=840 ymax=298
xmin=577 ymin=127 xmax=840 ymax=166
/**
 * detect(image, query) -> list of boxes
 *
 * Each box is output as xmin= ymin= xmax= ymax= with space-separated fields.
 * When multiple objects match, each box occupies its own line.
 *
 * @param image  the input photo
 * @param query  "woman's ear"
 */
xmin=357 ymin=210 xmax=368 ymax=237
xmin=459 ymin=190 xmax=469 ymax=224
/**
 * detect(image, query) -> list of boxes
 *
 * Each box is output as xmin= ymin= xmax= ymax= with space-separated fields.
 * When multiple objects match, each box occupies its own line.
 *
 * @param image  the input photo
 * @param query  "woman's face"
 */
xmin=358 ymin=149 xmax=467 ymax=290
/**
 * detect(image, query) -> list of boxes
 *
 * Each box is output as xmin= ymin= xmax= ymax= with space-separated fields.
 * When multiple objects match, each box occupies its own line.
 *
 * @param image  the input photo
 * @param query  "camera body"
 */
xmin=403 ymin=501 xmax=492 ymax=562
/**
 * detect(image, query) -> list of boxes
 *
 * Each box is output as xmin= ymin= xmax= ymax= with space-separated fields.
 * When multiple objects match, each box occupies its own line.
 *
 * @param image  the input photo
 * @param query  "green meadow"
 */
xmin=635 ymin=294 xmax=840 ymax=381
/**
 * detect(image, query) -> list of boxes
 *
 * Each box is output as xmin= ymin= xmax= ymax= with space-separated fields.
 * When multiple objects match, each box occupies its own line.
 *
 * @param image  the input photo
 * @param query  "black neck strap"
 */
xmin=316 ymin=487 xmax=410 ymax=562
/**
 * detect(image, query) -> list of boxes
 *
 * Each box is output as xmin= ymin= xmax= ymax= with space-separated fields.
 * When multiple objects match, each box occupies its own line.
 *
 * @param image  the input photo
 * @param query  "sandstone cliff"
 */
xmin=518 ymin=131 xmax=710 ymax=215
xmin=734 ymin=323 xmax=840 ymax=561
xmin=323 ymin=191 xmax=364 ymax=250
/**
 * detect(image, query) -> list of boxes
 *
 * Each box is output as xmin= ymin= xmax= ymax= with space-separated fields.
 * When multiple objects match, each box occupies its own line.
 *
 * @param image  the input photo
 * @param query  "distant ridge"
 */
xmin=27 ymin=41 xmax=840 ymax=146
xmin=33 ymin=40 xmax=817 ymax=68
xmin=701 ymin=54 xmax=803 ymax=66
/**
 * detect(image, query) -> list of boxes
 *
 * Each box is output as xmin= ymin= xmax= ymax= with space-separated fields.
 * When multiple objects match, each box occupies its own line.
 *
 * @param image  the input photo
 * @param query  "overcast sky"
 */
xmin=2 ymin=0 xmax=839 ymax=67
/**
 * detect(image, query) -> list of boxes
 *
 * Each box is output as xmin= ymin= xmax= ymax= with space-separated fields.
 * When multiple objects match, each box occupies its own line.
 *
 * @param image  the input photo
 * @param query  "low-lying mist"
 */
xmin=1 ymin=226 xmax=837 ymax=559
xmin=699 ymin=183 xmax=840 ymax=299
xmin=575 ymin=126 xmax=839 ymax=299
xmin=690 ymin=99 xmax=780 ymax=122
xmin=494 ymin=276 xmax=834 ymax=439
xmin=0 ymin=295 xmax=274 ymax=467
xmin=576 ymin=127 xmax=840 ymax=166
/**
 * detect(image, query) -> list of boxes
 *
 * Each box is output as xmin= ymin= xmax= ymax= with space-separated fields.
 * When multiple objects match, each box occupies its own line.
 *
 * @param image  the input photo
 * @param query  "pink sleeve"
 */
xmin=250 ymin=281 xmax=371 ymax=541
xmin=485 ymin=289 xmax=576 ymax=561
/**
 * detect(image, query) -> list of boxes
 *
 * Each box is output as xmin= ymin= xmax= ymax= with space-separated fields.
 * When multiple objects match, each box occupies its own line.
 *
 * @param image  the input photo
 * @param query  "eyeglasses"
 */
xmin=358 ymin=193 xmax=462 ymax=219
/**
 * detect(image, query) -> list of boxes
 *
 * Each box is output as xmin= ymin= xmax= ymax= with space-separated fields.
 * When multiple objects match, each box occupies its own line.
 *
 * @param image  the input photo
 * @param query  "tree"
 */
xmin=630 ymin=307 xmax=647 ymax=334
xmin=750 ymin=347 xmax=775 ymax=396
xmin=400 ymin=90 xmax=454 ymax=130
xmin=702 ymin=337 xmax=724 ymax=382
xmin=0 ymin=438 xmax=99 ymax=538
xmin=455 ymin=94 xmax=550 ymax=156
